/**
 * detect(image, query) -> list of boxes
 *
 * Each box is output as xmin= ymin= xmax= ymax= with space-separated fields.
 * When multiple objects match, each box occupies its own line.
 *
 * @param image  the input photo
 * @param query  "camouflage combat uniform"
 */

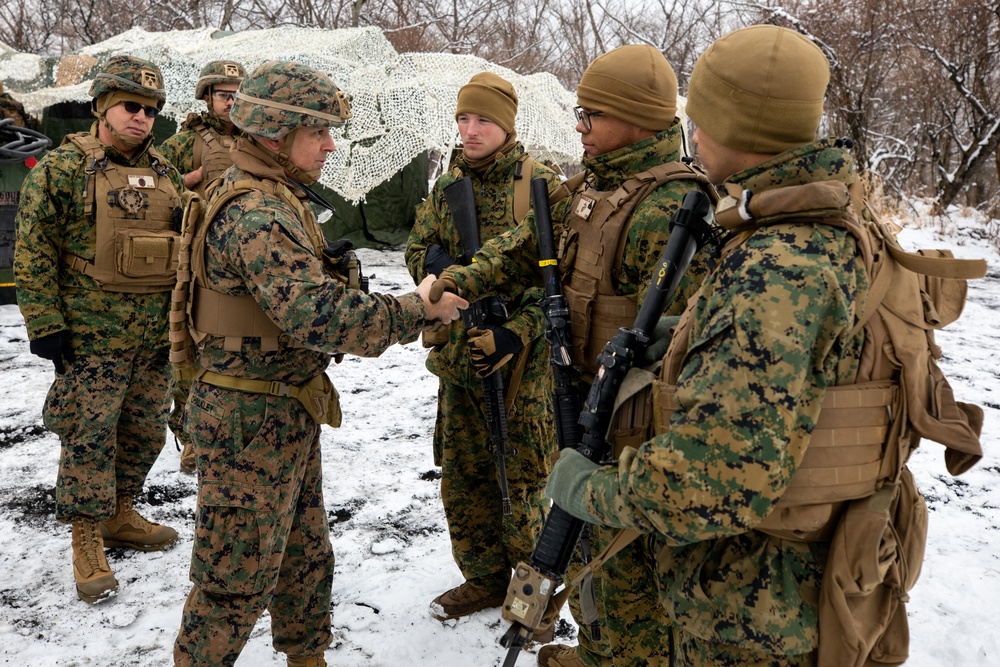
xmin=158 ymin=111 xmax=242 ymax=194
xmin=576 ymin=140 xmax=869 ymax=666
xmin=405 ymin=143 xmax=560 ymax=598
xmin=440 ymin=122 xmax=716 ymax=666
xmin=158 ymin=110 xmax=243 ymax=470
xmin=14 ymin=123 xmax=184 ymax=521
xmin=173 ymin=132 xmax=428 ymax=665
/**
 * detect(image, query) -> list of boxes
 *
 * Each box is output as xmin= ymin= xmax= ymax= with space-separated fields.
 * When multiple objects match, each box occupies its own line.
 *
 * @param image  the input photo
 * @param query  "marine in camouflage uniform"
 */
xmin=546 ymin=26 xmax=867 ymax=666
xmin=157 ymin=60 xmax=246 ymax=474
xmin=433 ymin=47 xmax=717 ymax=667
xmin=172 ymin=60 xmax=465 ymax=667
xmin=14 ymin=56 xmax=183 ymax=604
xmin=404 ymin=72 xmax=561 ymax=622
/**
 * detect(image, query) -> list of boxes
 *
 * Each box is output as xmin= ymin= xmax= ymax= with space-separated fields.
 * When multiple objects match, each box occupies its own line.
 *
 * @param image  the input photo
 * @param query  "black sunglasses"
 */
xmin=121 ymin=100 xmax=160 ymax=119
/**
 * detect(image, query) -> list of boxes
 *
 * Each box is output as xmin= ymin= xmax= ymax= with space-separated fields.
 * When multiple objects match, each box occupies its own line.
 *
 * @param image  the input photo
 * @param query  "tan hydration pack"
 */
xmin=61 ymin=133 xmax=181 ymax=293
xmin=632 ymin=179 xmax=987 ymax=667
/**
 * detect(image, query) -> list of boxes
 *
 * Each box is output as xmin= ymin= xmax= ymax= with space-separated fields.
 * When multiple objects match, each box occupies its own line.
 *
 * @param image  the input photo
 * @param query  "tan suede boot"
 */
xmin=287 ymin=655 xmax=327 ymax=667
xmin=179 ymin=440 xmax=196 ymax=474
xmin=430 ymin=580 xmax=507 ymax=621
xmin=100 ymin=495 xmax=178 ymax=551
xmin=72 ymin=520 xmax=119 ymax=604
xmin=537 ymin=644 xmax=588 ymax=667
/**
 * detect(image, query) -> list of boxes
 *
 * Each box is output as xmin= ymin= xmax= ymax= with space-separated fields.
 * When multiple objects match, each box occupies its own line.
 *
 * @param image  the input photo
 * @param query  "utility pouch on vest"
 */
xmin=296 ymin=372 xmax=342 ymax=428
xmin=62 ymin=134 xmax=181 ymax=293
xmin=817 ymin=467 xmax=927 ymax=667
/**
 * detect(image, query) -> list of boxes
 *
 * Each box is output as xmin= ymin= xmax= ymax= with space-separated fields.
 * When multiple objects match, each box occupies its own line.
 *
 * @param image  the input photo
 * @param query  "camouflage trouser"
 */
xmin=42 ymin=349 xmax=172 ymax=521
xmin=434 ymin=377 xmax=554 ymax=592
xmin=675 ymin=630 xmax=816 ymax=667
xmin=173 ymin=382 xmax=334 ymax=666
xmin=568 ymin=530 xmax=673 ymax=667
xmin=168 ymin=376 xmax=193 ymax=448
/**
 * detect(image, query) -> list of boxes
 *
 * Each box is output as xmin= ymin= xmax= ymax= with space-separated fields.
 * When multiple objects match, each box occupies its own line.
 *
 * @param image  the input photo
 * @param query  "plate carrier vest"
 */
xmin=61 ymin=132 xmax=181 ymax=293
xmin=560 ymin=161 xmax=713 ymax=375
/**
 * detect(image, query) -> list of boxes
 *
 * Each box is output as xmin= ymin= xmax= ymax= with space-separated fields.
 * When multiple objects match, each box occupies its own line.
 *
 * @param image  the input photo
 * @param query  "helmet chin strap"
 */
xmin=100 ymin=114 xmax=144 ymax=149
xmin=273 ymin=128 xmax=322 ymax=185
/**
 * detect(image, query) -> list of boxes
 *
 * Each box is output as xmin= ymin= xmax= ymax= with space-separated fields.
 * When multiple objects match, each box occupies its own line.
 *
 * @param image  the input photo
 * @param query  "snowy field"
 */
xmin=0 ymin=205 xmax=997 ymax=666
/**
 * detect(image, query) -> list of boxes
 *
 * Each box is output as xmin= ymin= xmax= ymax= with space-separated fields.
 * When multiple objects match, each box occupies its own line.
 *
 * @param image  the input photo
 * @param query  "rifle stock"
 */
xmin=442 ymin=177 xmax=514 ymax=516
xmin=498 ymin=184 xmax=715 ymax=667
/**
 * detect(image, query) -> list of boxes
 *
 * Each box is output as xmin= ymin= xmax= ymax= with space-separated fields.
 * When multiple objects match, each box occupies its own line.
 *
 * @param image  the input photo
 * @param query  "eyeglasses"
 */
xmin=211 ymin=90 xmax=237 ymax=102
xmin=574 ymin=106 xmax=603 ymax=132
xmin=121 ymin=100 xmax=160 ymax=119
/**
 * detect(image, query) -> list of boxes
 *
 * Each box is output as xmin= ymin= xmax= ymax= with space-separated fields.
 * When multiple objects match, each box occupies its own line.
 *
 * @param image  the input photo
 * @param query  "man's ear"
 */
xmin=257 ymin=136 xmax=284 ymax=153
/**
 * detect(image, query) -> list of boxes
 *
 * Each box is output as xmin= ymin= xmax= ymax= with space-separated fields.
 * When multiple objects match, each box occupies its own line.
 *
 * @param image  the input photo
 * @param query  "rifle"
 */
xmin=497 ymin=183 xmax=716 ymax=667
xmin=443 ymin=176 xmax=515 ymax=516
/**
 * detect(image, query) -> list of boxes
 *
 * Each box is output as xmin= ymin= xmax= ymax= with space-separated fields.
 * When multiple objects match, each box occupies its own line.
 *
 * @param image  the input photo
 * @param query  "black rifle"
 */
xmin=497 ymin=184 xmax=715 ymax=667
xmin=443 ymin=177 xmax=515 ymax=516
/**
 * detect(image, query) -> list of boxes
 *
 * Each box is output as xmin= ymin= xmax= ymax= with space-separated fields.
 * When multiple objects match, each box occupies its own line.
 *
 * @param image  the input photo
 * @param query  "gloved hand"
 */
xmin=640 ymin=315 xmax=681 ymax=365
xmin=467 ymin=325 xmax=523 ymax=378
xmin=545 ymin=448 xmax=600 ymax=522
xmin=428 ymin=275 xmax=460 ymax=304
xmin=29 ymin=330 xmax=75 ymax=374
xmin=424 ymin=244 xmax=458 ymax=277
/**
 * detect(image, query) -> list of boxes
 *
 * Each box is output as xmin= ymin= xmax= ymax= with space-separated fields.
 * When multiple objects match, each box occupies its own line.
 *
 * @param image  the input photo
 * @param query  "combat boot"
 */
xmin=101 ymin=495 xmax=178 ymax=551
xmin=287 ymin=655 xmax=327 ymax=667
xmin=72 ymin=520 xmax=118 ymax=603
xmin=538 ymin=644 xmax=587 ymax=667
xmin=179 ymin=440 xmax=196 ymax=474
xmin=430 ymin=580 xmax=507 ymax=621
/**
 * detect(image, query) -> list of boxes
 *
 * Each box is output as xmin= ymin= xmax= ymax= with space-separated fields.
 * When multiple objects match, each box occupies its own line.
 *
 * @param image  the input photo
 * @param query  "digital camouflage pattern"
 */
xmin=439 ymin=122 xmax=713 ymax=313
xmin=229 ymin=60 xmax=350 ymax=140
xmin=439 ymin=122 xmax=714 ymax=666
xmin=88 ymin=55 xmax=166 ymax=106
xmin=175 ymin=135 xmax=428 ymax=664
xmin=14 ymin=125 xmax=183 ymax=350
xmin=158 ymin=111 xmax=239 ymax=177
xmin=578 ymin=140 xmax=868 ymax=662
xmin=14 ymin=123 xmax=184 ymax=522
xmin=194 ymin=60 xmax=246 ymax=99
xmin=405 ymin=143 xmax=560 ymax=595
xmin=43 ymin=350 xmax=172 ymax=521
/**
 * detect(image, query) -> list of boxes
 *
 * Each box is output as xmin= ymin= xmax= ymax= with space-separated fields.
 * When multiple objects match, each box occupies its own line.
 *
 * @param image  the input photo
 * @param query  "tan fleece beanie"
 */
xmin=686 ymin=25 xmax=830 ymax=154
xmin=576 ymin=44 xmax=677 ymax=131
xmin=455 ymin=72 xmax=518 ymax=133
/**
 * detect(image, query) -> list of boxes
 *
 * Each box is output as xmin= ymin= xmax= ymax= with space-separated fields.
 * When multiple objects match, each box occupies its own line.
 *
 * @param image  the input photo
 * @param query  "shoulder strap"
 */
xmin=512 ymin=155 xmax=534 ymax=223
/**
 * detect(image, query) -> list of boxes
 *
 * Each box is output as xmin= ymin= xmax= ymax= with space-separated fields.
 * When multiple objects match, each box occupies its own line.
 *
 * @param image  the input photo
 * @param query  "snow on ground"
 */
xmin=0 ymin=206 xmax=997 ymax=666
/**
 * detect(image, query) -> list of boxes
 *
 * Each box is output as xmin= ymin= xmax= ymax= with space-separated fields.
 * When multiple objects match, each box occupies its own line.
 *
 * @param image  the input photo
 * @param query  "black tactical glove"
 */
xmin=424 ymin=244 xmax=458 ymax=277
xmin=29 ymin=330 xmax=75 ymax=374
xmin=467 ymin=325 xmax=523 ymax=378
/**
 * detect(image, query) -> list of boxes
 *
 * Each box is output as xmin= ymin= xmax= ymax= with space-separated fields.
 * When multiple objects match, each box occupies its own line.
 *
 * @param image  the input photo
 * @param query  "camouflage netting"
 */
xmin=0 ymin=27 xmax=581 ymax=202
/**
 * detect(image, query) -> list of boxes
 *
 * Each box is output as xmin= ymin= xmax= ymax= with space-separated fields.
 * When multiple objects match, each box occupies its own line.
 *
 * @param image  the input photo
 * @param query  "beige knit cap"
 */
xmin=686 ymin=25 xmax=830 ymax=154
xmin=576 ymin=44 xmax=677 ymax=131
xmin=455 ymin=72 xmax=518 ymax=133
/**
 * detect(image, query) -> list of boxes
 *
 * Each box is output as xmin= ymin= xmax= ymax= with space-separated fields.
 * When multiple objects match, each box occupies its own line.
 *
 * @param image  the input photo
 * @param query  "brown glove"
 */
xmin=467 ymin=325 xmax=523 ymax=378
xmin=429 ymin=276 xmax=460 ymax=303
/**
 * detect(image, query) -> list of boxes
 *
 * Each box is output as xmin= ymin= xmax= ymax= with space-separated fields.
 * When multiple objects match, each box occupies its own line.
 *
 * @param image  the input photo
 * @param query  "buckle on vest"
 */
xmin=269 ymin=380 xmax=292 ymax=397
xmin=87 ymin=157 xmax=108 ymax=174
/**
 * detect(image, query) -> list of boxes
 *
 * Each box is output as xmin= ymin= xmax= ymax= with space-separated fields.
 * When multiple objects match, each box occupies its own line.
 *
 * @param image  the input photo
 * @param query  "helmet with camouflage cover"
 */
xmin=89 ymin=55 xmax=166 ymax=110
xmin=230 ymin=60 xmax=351 ymax=140
xmin=195 ymin=60 xmax=247 ymax=100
